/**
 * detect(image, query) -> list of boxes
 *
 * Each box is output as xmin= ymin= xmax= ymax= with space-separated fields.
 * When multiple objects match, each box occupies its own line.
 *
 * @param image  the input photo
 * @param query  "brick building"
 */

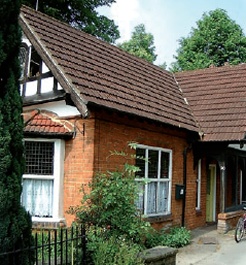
xmin=19 ymin=6 xmax=246 ymax=232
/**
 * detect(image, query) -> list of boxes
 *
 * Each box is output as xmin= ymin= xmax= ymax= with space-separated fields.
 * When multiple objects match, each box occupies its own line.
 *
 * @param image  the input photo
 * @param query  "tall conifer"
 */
xmin=0 ymin=1 xmax=33 ymax=264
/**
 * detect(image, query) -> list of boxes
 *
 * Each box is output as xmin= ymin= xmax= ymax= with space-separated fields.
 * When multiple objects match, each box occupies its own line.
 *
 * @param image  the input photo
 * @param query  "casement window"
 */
xmin=135 ymin=145 xmax=172 ymax=217
xmin=196 ymin=159 xmax=201 ymax=210
xmin=21 ymin=139 xmax=64 ymax=222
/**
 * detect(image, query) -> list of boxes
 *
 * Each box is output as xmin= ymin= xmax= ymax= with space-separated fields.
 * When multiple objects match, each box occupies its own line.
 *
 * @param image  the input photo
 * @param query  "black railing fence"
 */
xmin=0 ymin=225 xmax=86 ymax=265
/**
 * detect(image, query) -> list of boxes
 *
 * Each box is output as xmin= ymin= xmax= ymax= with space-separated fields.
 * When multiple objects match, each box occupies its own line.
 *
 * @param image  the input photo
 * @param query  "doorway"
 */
xmin=206 ymin=164 xmax=216 ymax=222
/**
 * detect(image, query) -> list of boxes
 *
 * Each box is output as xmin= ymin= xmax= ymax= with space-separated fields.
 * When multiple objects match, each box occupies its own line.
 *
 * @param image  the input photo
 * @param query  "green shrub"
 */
xmin=92 ymin=237 xmax=143 ymax=265
xmin=164 ymin=227 xmax=191 ymax=248
xmin=74 ymin=168 xmax=151 ymax=244
xmin=144 ymin=226 xmax=191 ymax=249
xmin=69 ymin=144 xmax=151 ymax=245
xmin=144 ymin=228 xmax=166 ymax=249
xmin=85 ymin=226 xmax=144 ymax=265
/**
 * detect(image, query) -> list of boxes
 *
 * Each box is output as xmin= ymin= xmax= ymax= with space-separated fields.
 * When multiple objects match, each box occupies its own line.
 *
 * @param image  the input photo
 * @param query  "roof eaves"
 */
xmin=88 ymin=101 xmax=200 ymax=135
xmin=201 ymin=132 xmax=246 ymax=142
xmin=19 ymin=10 xmax=89 ymax=118
xmin=24 ymin=131 xmax=74 ymax=139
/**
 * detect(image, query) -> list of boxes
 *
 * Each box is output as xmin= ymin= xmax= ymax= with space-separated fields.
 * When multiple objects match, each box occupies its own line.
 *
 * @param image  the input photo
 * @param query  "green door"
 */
xmin=206 ymin=165 xmax=216 ymax=222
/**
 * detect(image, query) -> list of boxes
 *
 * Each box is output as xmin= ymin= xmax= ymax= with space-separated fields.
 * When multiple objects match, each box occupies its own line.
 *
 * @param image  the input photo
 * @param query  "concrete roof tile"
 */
xmin=175 ymin=64 xmax=246 ymax=141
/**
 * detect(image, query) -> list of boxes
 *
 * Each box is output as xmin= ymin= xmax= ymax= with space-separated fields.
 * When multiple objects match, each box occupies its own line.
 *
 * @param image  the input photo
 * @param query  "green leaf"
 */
xmin=170 ymin=8 xmax=246 ymax=72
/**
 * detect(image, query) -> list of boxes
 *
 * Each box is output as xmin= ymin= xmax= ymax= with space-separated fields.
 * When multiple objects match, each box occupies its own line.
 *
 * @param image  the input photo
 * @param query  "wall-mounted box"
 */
xmin=175 ymin=184 xmax=185 ymax=200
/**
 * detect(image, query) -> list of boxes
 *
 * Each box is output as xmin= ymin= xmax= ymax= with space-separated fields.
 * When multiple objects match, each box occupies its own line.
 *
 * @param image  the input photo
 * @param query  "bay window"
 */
xmin=135 ymin=145 xmax=172 ymax=217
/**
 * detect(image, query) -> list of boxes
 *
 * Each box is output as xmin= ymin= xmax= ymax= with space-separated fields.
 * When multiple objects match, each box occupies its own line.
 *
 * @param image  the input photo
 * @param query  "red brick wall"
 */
xmin=63 ymin=109 xmax=207 ymax=229
xmin=184 ymin=156 xmax=207 ymax=229
xmin=63 ymin=116 xmax=96 ymax=225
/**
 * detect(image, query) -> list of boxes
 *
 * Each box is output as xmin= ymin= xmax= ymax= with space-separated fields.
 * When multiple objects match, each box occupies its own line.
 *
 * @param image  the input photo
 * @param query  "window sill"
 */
xmin=32 ymin=218 xmax=66 ymax=229
xmin=144 ymin=214 xmax=172 ymax=223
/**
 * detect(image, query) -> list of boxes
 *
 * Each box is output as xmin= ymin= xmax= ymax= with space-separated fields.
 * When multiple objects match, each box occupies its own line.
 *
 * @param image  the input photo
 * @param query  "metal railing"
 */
xmin=0 ymin=224 xmax=86 ymax=265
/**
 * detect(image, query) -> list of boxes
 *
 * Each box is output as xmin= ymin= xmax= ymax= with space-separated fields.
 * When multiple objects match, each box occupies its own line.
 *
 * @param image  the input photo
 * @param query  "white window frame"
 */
xmin=135 ymin=144 xmax=172 ymax=217
xmin=196 ymin=159 xmax=202 ymax=210
xmin=22 ymin=138 xmax=65 ymax=223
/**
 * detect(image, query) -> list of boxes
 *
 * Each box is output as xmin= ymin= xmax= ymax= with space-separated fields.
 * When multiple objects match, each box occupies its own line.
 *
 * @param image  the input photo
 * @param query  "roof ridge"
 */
xmin=175 ymin=63 xmax=246 ymax=76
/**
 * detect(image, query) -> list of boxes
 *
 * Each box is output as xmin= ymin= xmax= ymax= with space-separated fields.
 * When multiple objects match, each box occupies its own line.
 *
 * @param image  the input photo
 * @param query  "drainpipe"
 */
xmin=182 ymin=145 xmax=192 ymax=227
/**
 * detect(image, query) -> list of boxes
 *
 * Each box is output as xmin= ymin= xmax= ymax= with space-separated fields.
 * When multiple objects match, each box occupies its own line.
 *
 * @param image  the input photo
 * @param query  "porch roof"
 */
xmin=23 ymin=109 xmax=74 ymax=137
xmin=19 ymin=5 xmax=199 ymax=134
xmin=175 ymin=64 xmax=246 ymax=142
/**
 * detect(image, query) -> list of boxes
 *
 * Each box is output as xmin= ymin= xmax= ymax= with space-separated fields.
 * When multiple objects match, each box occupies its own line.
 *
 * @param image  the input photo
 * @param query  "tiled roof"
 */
xmin=19 ymin=5 xmax=199 ymax=133
xmin=175 ymin=64 xmax=246 ymax=142
xmin=23 ymin=109 xmax=74 ymax=137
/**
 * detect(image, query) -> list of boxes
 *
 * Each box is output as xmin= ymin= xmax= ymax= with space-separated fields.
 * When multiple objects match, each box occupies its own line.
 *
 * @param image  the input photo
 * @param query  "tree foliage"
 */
xmin=22 ymin=0 xmax=120 ymax=43
xmin=158 ymin=62 xmax=167 ymax=70
xmin=118 ymin=24 xmax=157 ymax=63
xmin=0 ymin=1 xmax=33 ymax=264
xmin=171 ymin=9 xmax=246 ymax=72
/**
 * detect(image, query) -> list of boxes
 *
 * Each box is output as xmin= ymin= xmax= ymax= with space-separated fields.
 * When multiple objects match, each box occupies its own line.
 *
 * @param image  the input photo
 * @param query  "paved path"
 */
xmin=176 ymin=225 xmax=246 ymax=265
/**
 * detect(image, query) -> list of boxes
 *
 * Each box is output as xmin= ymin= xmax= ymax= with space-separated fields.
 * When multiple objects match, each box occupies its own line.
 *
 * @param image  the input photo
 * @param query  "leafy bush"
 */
xmin=144 ymin=226 xmax=191 ymax=249
xmin=86 ymin=229 xmax=144 ymax=265
xmin=70 ymin=144 xmax=150 ymax=245
xmin=165 ymin=227 xmax=191 ymax=248
xmin=144 ymin=228 xmax=166 ymax=249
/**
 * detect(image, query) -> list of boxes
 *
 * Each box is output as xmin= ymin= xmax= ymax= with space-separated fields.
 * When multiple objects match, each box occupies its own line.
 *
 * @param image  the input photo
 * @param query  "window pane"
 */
xmin=19 ymin=45 xmax=28 ymax=65
xmin=19 ymin=44 xmax=28 ymax=79
xmin=158 ymin=182 xmax=169 ymax=213
xmin=160 ymin=152 xmax=169 ymax=178
xmin=22 ymin=179 xmax=53 ymax=217
xmin=135 ymin=183 xmax=145 ymax=214
xmin=148 ymin=150 xmax=158 ymax=178
xmin=146 ymin=182 xmax=157 ymax=214
xmin=136 ymin=148 xmax=145 ymax=178
xmin=25 ymin=141 xmax=54 ymax=175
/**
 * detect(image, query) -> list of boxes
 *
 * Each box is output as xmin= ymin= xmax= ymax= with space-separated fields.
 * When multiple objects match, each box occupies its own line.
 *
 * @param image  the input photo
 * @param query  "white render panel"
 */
xmin=24 ymin=100 xmax=81 ymax=118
